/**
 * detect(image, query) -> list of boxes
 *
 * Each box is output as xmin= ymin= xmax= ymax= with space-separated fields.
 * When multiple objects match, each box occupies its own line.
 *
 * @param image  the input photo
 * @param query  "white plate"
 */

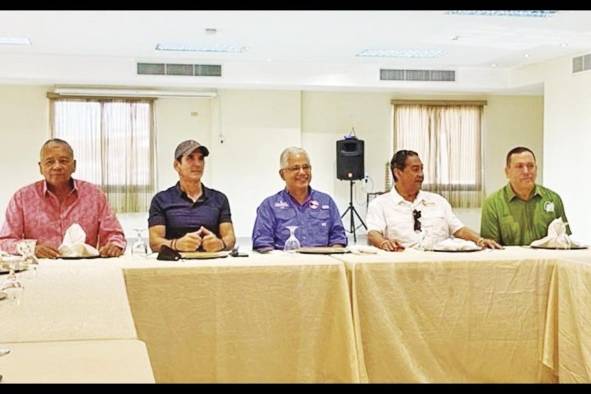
xmin=431 ymin=248 xmax=483 ymax=253
xmin=530 ymin=245 xmax=588 ymax=250
xmin=296 ymin=247 xmax=349 ymax=255
xmin=180 ymin=251 xmax=229 ymax=259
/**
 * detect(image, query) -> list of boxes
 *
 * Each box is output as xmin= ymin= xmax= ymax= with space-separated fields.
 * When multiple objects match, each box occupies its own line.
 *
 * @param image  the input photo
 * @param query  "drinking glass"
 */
xmin=284 ymin=226 xmax=301 ymax=252
xmin=0 ymin=253 xmax=26 ymax=382
xmin=16 ymin=239 xmax=37 ymax=263
xmin=0 ymin=255 xmax=25 ymax=305
xmin=2 ymin=282 xmax=24 ymax=306
xmin=16 ymin=239 xmax=38 ymax=277
xmin=415 ymin=229 xmax=434 ymax=251
xmin=131 ymin=228 xmax=148 ymax=256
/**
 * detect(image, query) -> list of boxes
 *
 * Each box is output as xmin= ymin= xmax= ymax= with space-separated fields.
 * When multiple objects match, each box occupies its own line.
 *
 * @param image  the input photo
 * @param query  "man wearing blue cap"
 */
xmin=148 ymin=140 xmax=236 ymax=252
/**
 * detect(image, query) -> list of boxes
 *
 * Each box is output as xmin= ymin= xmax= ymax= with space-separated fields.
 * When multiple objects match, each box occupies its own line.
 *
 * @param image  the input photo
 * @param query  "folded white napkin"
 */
xmin=431 ymin=238 xmax=480 ymax=251
xmin=530 ymin=218 xmax=579 ymax=248
xmin=58 ymin=223 xmax=99 ymax=257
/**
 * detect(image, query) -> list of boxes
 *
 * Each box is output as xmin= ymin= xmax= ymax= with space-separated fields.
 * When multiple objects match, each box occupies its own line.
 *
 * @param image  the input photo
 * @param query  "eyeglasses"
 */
xmin=284 ymin=164 xmax=312 ymax=173
xmin=413 ymin=209 xmax=422 ymax=232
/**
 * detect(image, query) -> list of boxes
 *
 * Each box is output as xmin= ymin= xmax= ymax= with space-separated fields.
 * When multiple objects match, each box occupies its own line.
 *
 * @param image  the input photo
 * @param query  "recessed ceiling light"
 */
xmin=491 ymin=63 xmax=497 ymax=68
xmin=0 ymin=37 xmax=31 ymax=46
xmin=524 ymin=54 xmax=530 ymax=58
xmin=155 ymin=43 xmax=246 ymax=53
xmin=447 ymin=10 xmax=557 ymax=18
xmin=356 ymin=48 xmax=444 ymax=58
xmin=560 ymin=43 xmax=569 ymax=47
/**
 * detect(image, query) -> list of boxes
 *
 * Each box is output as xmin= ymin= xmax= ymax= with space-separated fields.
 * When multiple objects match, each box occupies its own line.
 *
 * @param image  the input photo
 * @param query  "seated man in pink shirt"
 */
xmin=0 ymin=138 xmax=126 ymax=258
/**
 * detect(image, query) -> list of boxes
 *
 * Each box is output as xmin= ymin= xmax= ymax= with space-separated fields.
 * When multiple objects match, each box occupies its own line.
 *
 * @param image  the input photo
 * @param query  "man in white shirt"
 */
xmin=366 ymin=150 xmax=501 ymax=251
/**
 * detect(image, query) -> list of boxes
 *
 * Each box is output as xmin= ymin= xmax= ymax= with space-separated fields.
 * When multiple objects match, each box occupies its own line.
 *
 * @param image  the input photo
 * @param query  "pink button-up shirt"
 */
xmin=0 ymin=179 xmax=126 ymax=254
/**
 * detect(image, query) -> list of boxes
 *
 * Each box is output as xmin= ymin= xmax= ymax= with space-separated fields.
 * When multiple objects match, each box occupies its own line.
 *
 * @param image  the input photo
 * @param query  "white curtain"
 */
xmin=51 ymin=98 xmax=155 ymax=213
xmin=394 ymin=104 xmax=483 ymax=208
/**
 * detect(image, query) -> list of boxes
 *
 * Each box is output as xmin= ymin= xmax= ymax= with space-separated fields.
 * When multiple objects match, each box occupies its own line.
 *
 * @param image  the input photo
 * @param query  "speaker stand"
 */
xmin=340 ymin=180 xmax=367 ymax=243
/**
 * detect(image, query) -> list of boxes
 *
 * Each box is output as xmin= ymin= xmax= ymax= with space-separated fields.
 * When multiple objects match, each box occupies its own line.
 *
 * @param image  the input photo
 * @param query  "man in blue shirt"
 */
xmin=148 ymin=140 xmax=236 ymax=253
xmin=252 ymin=147 xmax=347 ymax=251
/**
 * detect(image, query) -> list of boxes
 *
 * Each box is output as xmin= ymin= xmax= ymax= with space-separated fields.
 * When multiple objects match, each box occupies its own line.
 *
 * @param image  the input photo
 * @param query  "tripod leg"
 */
xmin=350 ymin=203 xmax=356 ymax=243
xmin=351 ymin=206 xmax=367 ymax=229
xmin=340 ymin=205 xmax=352 ymax=219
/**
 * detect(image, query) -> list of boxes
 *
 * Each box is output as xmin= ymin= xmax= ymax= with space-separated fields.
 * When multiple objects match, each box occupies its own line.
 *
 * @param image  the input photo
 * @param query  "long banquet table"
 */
xmin=548 ymin=254 xmax=591 ymax=382
xmin=0 ymin=259 xmax=154 ymax=383
xmin=331 ymin=246 xmax=591 ymax=383
xmin=1 ymin=246 xmax=590 ymax=383
xmin=0 ymin=339 xmax=154 ymax=383
xmin=120 ymin=253 xmax=361 ymax=383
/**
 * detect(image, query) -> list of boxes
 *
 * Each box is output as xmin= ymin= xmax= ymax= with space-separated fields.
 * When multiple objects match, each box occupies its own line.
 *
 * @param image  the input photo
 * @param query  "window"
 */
xmin=50 ymin=98 xmax=156 ymax=213
xmin=392 ymin=101 xmax=484 ymax=208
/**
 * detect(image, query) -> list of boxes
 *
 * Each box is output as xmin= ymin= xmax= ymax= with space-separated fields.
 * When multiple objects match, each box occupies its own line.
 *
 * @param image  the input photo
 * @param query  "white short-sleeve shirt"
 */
xmin=365 ymin=188 xmax=464 ymax=248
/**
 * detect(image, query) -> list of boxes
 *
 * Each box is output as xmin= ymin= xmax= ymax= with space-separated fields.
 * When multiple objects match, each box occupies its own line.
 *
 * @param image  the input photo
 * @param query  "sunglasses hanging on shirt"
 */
xmin=413 ymin=209 xmax=422 ymax=232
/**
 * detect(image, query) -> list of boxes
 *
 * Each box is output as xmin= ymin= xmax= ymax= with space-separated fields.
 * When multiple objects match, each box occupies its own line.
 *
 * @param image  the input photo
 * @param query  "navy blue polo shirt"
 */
xmin=148 ymin=183 xmax=232 ymax=239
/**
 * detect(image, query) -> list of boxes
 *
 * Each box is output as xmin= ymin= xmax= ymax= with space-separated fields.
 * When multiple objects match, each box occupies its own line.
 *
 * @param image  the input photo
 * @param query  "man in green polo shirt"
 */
xmin=480 ymin=146 xmax=570 ymax=246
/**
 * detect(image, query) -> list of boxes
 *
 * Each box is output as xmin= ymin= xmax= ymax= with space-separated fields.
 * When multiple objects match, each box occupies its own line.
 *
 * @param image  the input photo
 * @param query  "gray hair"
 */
xmin=279 ymin=147 xmax=309 ymax=169
xmin=40 ymin=138 xmax=74 ymax=159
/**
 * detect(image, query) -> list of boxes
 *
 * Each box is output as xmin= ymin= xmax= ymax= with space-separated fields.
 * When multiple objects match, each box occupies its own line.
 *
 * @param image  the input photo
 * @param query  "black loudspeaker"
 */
xmin=336 ymin=138 xmax=364 ymax=180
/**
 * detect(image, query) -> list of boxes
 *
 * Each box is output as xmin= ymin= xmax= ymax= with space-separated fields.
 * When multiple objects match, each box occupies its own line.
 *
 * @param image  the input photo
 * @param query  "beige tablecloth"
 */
xmin=121 ymin=252 xmax=361 ymax=383
xmin=0 ymin=260 xmax=137 ymax=343
xmin=3 ymin=247 xmax=590 ymax=383
xmin=0 ymin=339 xmax=154 ymax=383
xmin=332 ymin=247 xmax=591 ymax=383
xmin=551 ymin=256 xmax=591 ymax=382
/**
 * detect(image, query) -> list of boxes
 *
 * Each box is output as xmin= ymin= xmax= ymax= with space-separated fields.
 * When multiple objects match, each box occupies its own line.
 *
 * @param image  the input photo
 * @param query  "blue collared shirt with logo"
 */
xmin=252 ymin=188 xmax=347 ymax=250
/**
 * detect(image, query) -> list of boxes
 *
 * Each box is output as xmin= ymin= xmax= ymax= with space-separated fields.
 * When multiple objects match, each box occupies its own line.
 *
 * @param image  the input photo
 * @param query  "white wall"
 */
xmin=0 ymin=85 xmax=50 ymax=216
xmin=514 ymin=56 xmax=591 ymax=243
xmin=0 ymin=85 xmax=544 ymax=241
xmin=208 ymin=90 xmax=302 ymax=237
xmin=154 ymin=97 xmax=213 ymax=190
xmin=482 ymin=95 xmax=545 ymax=194
xmin=302 ymin=91 xmax=393 ymax=230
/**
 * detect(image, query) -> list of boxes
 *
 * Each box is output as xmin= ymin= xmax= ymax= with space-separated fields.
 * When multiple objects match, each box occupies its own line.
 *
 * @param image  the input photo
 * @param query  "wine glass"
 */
xmin=16 ymin=239 xmax=36 ymax=263
xmin=284 ymin=226 xmax=301 ymax=252
xmin=0 ymin=253 xmax=26 ymax=382
xmin=16 ymin=239 xmax=38 ymax=277
xmin=131 ymin=228 xmax=148 ymax=256
xmin=0 ymin=255 xmax=25 ymax=305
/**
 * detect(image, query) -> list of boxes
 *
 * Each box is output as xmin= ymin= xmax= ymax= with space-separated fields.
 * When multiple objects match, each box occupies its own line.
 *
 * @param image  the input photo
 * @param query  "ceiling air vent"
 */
xmin=380 ymin=69 xmax=455 ymax=82
xmin=166 ymin=63 xmax=193 ymax=76
xmin=572 ymin=54 xmax=591 ymax=73
xmin=137 ymin=63 xmax=165 ymax=75
xmin=137 ymin=63 xmax=222 ymax=77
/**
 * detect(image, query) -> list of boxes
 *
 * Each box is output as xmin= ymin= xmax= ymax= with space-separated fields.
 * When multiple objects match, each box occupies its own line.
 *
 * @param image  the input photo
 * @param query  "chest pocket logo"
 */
xmin=544 ymin=201 xmax=555 ymax=213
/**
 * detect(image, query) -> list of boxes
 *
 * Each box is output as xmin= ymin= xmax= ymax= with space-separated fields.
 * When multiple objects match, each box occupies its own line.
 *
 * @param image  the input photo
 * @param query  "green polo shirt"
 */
xmin=480 ymin=184 xmax=570 ymax=246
